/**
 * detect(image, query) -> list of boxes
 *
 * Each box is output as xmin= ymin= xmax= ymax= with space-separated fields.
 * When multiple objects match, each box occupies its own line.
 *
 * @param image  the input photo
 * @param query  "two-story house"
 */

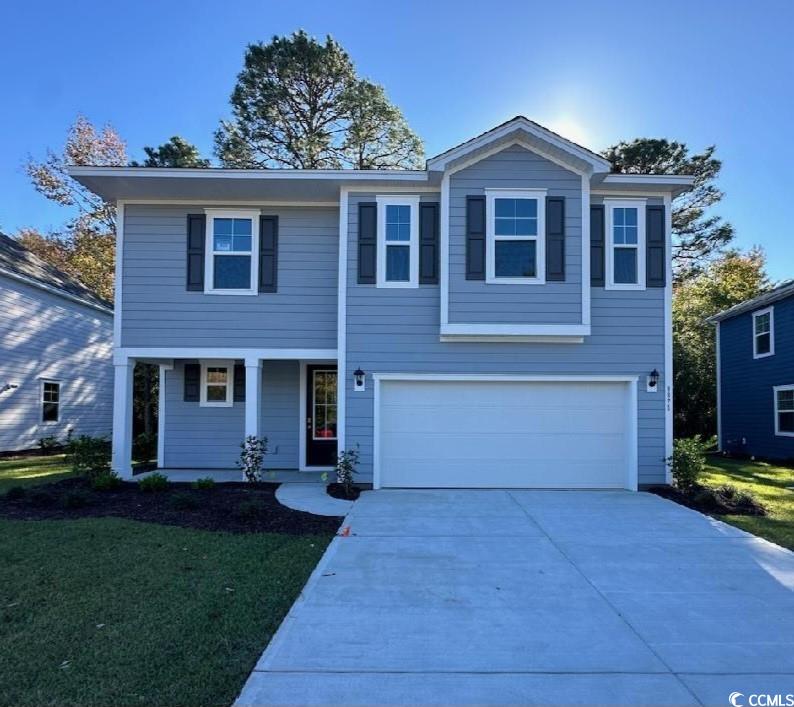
xmin=71 ymin=117 xmax=693 ymax=489
xmin=709 ymin=281 xmax=794 ymax=461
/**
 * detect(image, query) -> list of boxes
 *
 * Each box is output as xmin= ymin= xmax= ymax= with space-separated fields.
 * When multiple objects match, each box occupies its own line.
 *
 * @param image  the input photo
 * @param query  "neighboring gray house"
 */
xmin=0 ymin=234 xmax=114 ymax=452
xmin=71 ymin=117 xmax=693 ymax=489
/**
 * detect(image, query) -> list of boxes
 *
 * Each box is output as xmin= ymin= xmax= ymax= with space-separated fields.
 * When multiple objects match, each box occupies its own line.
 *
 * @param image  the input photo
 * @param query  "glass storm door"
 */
xmin=305 ymin=365 xmax=338 ymax=467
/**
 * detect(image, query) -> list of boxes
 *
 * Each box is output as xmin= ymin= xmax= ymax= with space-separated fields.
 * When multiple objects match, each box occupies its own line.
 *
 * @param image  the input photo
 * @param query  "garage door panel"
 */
xmin=378 ymin=380 xmax=633 ymax=489
xmin=382 ymin=405 xmax=626 ymax=436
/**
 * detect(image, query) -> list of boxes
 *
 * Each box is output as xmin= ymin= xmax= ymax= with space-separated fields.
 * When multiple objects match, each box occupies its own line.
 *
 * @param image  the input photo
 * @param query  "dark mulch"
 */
xmin=649 ymin=483 xmax=767 ymax=517
xmin=327 ymin=482 xmax=361 ymax=501
xmin=0 ymin=477 xmax=343 ymax=534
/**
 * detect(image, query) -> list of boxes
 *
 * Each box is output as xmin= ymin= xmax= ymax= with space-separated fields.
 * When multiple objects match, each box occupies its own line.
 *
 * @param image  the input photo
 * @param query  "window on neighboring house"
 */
xmin=605 ymin=200 xmax=646 ymax=290
xmin=205 ymin=211 xmax=259 ymax=294
xmin=376 ymin=196 xmax=419 ymax=287
xmin=41 ymin=381 xmax=60 ymax=422
xmin=486 ymin=189 xmax=546 ymax=284
xmin=200 ymin=362 xmax=233 ymax=407
xmin=753 ymin=307 xmax=774 ymax=358
xmin=775 ymin=385 xmax=794 ymax=436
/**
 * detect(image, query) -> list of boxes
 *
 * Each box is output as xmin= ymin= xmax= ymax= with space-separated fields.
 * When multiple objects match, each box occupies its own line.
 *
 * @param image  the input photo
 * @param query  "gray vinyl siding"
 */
xmin=346 ymin=183 xmax=667 ymax=486
xmin=162 ymin=359 xmax=300 ymax=469
xmin=121 ymin=204 xmax=338 ymax=348
xmin=449 ymin=145 xmax=582 ymax=324
xmin=0 ymin=277 xmax=113 ymax=451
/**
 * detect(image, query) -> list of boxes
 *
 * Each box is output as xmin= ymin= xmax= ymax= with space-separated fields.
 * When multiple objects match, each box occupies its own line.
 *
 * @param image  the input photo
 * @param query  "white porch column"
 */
xmin=244 ymin=357 xmax=262 ymax=440
xmin=112 ymin=358 xmax=135 ymax=479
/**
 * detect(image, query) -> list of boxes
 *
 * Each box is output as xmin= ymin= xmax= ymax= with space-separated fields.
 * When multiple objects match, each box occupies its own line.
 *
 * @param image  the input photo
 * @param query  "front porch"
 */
xmin=112 ymin=348 xmax=342 ymax=480
xmin=135 ymin=468 xmax=329 ymax=484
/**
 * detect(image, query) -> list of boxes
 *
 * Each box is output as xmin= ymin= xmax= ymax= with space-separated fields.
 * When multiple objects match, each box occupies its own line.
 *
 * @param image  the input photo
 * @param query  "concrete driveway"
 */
xmin=238 ymin=490 xmax=794 ymax=706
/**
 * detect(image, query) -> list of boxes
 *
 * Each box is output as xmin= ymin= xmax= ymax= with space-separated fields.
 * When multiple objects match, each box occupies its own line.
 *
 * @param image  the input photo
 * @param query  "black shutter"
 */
xmin=466 ymin=195 xmax=486 ymax=280
xmin=646 ymin=205 xmax=666 ymax=288
xmin=357 ymin=202 xmax=377 ymax=284
xmin=419 ymin=202 xmax=439 ymax=284
xmin=233 ymin=363 xmax=246 ymax=402
xmin=590 ymin=205 xmax=605 ymax=287
xmin=183 ymin=363 xmax=200 ymax=402
xmin=259 ymin=215 xmax=278 ymax=293
xmin=186 ymin=214 xmax=206 ymax=291
xmin=545 ymin=196 xmax=565 ymax=281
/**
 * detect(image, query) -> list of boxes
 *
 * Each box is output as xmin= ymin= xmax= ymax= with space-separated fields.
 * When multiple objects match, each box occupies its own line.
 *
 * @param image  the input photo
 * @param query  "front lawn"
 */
xmin=0 ymin=454 xmax=73 ymax=493
xmin=702 ymin=456 xmax=794 ymax=551
xmin=0 ymin=456 xmax=336 ymax=706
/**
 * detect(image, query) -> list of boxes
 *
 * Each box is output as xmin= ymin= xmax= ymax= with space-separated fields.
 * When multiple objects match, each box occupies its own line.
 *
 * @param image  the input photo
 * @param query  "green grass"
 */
xmin=0 ymin=454 xmax=74 ymax=494
xmin=0 ymin=455 xmax=333 ymax=705
xmin=702 ymin=456 xmax=794 ymax=551
xmin=0 ymin=518 xmax=332 ymax=706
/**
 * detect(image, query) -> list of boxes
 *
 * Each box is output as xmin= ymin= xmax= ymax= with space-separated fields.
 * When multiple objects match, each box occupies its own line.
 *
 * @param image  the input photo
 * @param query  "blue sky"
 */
xmin=1 ymin=0 xmax=792 ymax=279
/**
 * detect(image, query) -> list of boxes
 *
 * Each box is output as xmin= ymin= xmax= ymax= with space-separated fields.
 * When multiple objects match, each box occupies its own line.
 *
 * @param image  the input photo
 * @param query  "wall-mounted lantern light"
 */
xmin=646 ymin=369 xmax=660 ymax=393
xmin=353 ymin=367 xmax=366 ymax=392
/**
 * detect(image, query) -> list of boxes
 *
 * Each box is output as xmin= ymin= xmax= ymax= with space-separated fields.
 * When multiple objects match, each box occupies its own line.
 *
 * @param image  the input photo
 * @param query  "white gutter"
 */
xmin=0 ymin=265 xmax=113 ymax=315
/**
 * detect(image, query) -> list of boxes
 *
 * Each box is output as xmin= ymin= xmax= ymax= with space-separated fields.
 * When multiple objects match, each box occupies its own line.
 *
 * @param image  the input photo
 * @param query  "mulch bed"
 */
xmin=327 ymin=483 xmax=361 ymax=501
xmin=0 ymin=478 xmax=342 ymax=535
xmin=649 ymin=483 xmax=767 ymax=517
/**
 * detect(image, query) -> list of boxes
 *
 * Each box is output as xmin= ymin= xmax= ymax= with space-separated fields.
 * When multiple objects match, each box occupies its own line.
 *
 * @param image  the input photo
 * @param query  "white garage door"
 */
xmin=376 ymin=379 xmax=635 ymax=489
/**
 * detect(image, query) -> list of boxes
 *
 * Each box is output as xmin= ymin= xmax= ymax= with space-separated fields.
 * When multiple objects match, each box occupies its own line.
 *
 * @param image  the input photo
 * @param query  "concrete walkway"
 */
xmin=275 ymin=482 xmax=354 ymax=516
xmin=237 ymin=489 xmax=794 ymax=706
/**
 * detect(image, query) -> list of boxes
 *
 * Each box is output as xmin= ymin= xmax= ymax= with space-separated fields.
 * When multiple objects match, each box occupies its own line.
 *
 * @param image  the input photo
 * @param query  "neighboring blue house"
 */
xmin=70 ymin=116 xmax=695 ymax=489
xmin=709 ymin=281 xmax=794 ymax=461
xmin=0 ymin=233 xmax=114 ymax=452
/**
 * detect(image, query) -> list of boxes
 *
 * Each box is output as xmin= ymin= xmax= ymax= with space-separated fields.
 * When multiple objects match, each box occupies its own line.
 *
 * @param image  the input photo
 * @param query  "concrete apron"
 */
xmin=236 ymin=489 xmax=794 ymax=706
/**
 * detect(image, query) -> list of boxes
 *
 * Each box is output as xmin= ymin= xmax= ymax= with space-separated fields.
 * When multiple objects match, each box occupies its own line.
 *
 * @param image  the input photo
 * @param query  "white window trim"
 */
xmin=376 ymin=195 xmax=420 ymax=288
xmin=199 ymin=360 xmax=234 ymax=408
xmin=204 ymin=209 xmax=261 ymax=295
xmin=485 ymin=188 xmax=546 ymax=285
xmin=604 ymin=198 xmax=647 ymax=291
xmin=753 ymin=306 xmax=775 ymax=359
xmin=774 ymin=384 xmax=794 ymax=437
xmin=40 ymin=379 xmax=61 ymax=424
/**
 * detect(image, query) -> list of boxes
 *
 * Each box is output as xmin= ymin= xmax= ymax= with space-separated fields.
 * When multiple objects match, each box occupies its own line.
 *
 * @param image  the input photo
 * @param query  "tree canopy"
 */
xmin=215 ymin=30 xmax=423 ymax=169
xmin=603 ymin=139 xmax=734 ymax=279
xmin=673 ymin=249 xmax=769 ymax=438
xmin=131 ymin=136 xmax=210 ymax=168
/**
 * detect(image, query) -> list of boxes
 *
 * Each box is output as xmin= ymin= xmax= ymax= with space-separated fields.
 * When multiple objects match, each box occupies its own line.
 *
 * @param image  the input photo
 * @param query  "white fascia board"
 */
xmin=427 ymin=118 xmax=611 ymax=173
xmin=439 ymin=324 xmax=590 ymax=343
xmin=67 ymin=166 xmax=429 ymax=181
xmin=114 ymin=347 xmax=337 ymax=364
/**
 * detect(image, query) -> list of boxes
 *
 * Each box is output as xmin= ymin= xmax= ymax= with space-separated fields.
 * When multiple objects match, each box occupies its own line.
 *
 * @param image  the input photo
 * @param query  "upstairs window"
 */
xmin=486 ymin=189 xmax=546 ymax=284
xmin=376 ymin=196 xmax=419 ymax=288
xmin=41 ymin=381 xmax=60 ymax=422
xmin=775 ymin=385 xmax=794 ymax=436
xmin=205 ymin=210 xmax=259 ymax=294
xmin=200 ymin=362 xmax=233 ymax=407
xmin=753 ymin=307 xmax=774 ymax=358
xmin=605 ymin=200 xmax=646 ymax=290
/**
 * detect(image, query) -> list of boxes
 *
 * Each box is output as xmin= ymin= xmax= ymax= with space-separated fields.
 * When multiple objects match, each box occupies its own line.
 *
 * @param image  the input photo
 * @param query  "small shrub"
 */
xmin=67 ymin=435 xmax=111 ymax=477
xmin=61 ymin=490 xmax=90 ymax=509
xmin=170 ymin=492 xmax=199 ymax=510
xmin=133 ymin=432 xmax=157 ymax=462
xmin=91 ymin=471 xmax=122 ymax=491
xmin=191 ymin=477 xmax=216 ymax=490
xmin=237 ymin=435 xmax=268 ymax=484
xmin=5 ymin=486 xmax=26 ymax=501
xmin=138 ymin=472 xmax=169 ymax=493
xmin=235 ymin=499 xmax=262 ymax=520
xmin=668 ymin=436 xmax=707 ymax=492
xmin=335 ymin=446 xmax=360 ymax=498
xmin=38 ymin=435 xmax=61 ymax=453
xmin=28 ymin=489 xmax=56 ymax=507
